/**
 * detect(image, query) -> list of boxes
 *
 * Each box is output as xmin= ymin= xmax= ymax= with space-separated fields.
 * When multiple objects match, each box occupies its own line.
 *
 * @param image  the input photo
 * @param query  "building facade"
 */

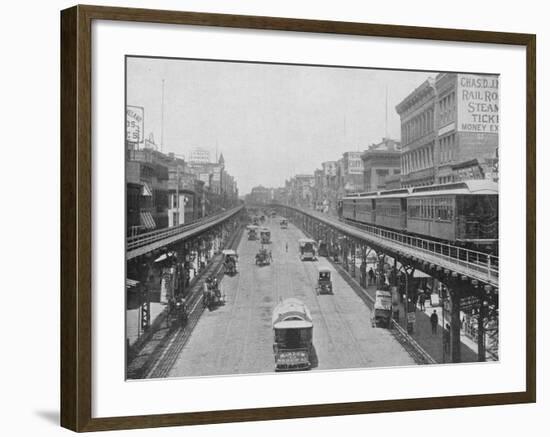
xmin=361 ymin=138 xmax=401 ymax=192
xmin=395 ymin=78 xmax=437 ymax=187
xmin=336 ymin=152 xmax=364 ymax=197
xmin=434 ymin=73 xmax=499 ymax=184
xmin=126 ymin=146 xmax=239 ymax=235
xmin=396 ymin=73 xmax=499 ymax=187
xmin=188 ymin=147 xmax=211 ymax=164
xmin=126 ymin=147 xmax=170 ymax=234
xmin=247 ymin=185 xmax=272 ymax=204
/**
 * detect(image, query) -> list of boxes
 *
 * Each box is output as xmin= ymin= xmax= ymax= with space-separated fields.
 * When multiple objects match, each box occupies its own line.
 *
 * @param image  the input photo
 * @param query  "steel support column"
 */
xmin=478 ymin=291 xmax=487 ymax=362
xmin=449 ymin=287 xmax=462 ymax=363
xmin=351 ymin=240 xmax=356 ymax=278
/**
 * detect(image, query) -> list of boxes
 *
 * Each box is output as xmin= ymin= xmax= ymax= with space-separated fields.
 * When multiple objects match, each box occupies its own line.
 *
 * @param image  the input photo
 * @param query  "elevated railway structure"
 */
xmin=127 ymin=205 xmax=244 ymax=260
xmin=253 ymin=203 xmax=499 ymax=363
xmin=126 ymin=205 xmax=245 ymax=337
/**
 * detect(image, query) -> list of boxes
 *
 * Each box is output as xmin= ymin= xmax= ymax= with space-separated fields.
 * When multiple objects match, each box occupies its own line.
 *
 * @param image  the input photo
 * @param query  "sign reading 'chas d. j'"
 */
xmin=126 ymin=105 xmax=144 ymax=143
xmin=456 ymin=74 xmax=499 ymax=134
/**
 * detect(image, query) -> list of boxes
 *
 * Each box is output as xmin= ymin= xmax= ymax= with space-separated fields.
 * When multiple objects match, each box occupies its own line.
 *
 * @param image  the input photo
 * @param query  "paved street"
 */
xmin=169 ymin=219 xmax=415 ymax=378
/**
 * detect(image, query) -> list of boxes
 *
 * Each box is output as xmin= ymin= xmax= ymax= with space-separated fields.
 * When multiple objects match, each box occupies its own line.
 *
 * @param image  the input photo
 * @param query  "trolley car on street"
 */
xmin=260 ymin=227 xmax=271 ymax=244
xmin=298 ymin=238 xmax=317 ymax=261
xmin=272 ymin=298 xmax=313 ymax=371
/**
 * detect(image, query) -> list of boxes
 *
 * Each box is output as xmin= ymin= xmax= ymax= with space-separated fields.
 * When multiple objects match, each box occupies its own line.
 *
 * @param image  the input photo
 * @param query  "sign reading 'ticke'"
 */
xmin=456 ymin=74 xmax=499 ymax=134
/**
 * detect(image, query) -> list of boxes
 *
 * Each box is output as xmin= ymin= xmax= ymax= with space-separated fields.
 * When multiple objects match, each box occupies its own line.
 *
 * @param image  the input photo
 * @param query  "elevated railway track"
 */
xmin=270 ymin=204 xmax=498 ymax=289
xmin=127 ymin=205 xmax=244 ymax=260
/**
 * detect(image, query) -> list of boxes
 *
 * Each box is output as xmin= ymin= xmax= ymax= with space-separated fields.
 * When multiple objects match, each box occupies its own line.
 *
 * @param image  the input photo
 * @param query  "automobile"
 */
xmin=315 ymin=266 xmax=333 ymax=295
xmin=318 ymin=240 xmax=328 ymax=257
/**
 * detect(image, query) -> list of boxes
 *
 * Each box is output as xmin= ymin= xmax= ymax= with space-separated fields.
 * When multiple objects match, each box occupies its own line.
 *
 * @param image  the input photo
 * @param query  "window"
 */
xmin=435 ymin=197 xmax=454 ymax=221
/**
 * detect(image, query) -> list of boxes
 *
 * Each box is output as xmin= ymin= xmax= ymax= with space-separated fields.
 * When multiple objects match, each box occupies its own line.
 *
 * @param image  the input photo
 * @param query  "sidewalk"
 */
xmin=126 ymin=303 xmax=166 ymax=347
xmin=379 ymin=288 xmax=479 ymax=364
xmin=333 ymin=261 xmax=480 ymax=364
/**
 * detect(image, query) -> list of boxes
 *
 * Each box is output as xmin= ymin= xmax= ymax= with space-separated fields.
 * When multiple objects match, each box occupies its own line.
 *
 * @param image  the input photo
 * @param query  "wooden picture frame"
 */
xmin=60 ymin=4 xmax=536 ymax=432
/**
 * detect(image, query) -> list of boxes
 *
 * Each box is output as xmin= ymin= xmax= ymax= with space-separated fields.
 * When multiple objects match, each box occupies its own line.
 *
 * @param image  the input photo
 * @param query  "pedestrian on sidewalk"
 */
xmin=360 ymin=261 xmax=367 ymax=288
xmin=419 ymin=293 xmax=426 ymax=311
xmin=285 ymin=242 xmax=288 ymax=252
xmin=444 ymin=323 xmax=451 ymax=354
xmin=368 ymin=268 xmax=375 ymax=285
xmin=430 ymin=310 xmax=439 ymax=334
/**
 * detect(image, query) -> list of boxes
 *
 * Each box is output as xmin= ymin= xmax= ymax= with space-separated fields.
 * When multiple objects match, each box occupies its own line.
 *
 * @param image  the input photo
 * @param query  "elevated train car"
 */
xmin=354 ymin=191 xmax=378 ymax=224
xmin=407 ymin=181 xmax=498 ymax=248
xmin=374 ymin=188 xmax=410 ymax=231
xmin=339 ymin=180 xmax=498 ymax=252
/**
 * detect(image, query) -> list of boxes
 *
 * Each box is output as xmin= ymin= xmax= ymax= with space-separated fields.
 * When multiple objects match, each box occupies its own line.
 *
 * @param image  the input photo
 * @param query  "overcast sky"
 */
xmin=127 ymin=57 xmax=433 ymax=194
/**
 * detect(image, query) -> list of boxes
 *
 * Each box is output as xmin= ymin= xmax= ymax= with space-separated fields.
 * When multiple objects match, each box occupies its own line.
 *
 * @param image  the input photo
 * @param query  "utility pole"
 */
xmin=160 ymin=78 xmax=165 ymax=152
xmin=385 ymin=84 xmax=388 ymax=139
xmin=176 ymin=162 xmax=180 ymax=225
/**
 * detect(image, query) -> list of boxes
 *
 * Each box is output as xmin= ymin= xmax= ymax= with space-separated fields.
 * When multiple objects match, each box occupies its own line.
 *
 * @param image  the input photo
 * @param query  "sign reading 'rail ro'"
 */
xmin=456 ymin=74 xmax=499 ymax=134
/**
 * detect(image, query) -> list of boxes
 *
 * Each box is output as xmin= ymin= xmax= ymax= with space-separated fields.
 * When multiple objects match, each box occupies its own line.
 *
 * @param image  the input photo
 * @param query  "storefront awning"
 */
xmin=140 ymin=211 xmax=156 ymax=229
xmin=126 ymin=278 xmax=139 ymax=290
xmin=141 ymin=182 xmax=152 ymax=196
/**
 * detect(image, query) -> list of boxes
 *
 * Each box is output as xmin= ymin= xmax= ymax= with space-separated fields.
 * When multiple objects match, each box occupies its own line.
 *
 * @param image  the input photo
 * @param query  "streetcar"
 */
xmin=260 ymin=227 xmax=271 ymax=244
xmin=298 ymin=238 xmax=317 ymax=261
xmin=247 ymin=225 xmax=259 ymax=240
xmin=272 ymin=298 xmax=313 ymax=371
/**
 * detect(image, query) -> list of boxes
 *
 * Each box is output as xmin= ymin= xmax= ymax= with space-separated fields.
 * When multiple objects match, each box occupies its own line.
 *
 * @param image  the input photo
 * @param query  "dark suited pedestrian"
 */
xmin=444 ymin=323 xmax=451 ymax=354
xmin=430 ymin=310 xmax=439 ymax=334
xmin=419 ymin=293 xmax=426 ymax=311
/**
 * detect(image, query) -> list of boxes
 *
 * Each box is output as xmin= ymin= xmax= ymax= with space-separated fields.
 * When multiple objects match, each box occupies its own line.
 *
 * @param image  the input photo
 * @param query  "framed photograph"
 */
xmin=60 ymin=5 xmax=536 ymax=432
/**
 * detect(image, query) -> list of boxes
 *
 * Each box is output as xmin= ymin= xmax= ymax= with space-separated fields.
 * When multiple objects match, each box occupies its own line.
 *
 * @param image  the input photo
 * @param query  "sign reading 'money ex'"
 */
xmin=126 ymin=105 xmax=144 ymax=144
xmin=457 ymin=74 xmax=499 ymax=134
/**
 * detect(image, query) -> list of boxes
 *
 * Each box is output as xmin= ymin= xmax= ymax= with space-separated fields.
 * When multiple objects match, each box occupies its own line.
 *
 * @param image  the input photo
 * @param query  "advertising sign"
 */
xmin=212 ymin=166 xmax=222 ymax=182
xmin=456 ymin=74 xmax=499 ymax=134
xmin=199 ymin=173 xmax=210 ymax=186
xmin=460 ymin=295 xmax=479 ymax=312
xmin=126 ymin=105 xmax=144 ymax=143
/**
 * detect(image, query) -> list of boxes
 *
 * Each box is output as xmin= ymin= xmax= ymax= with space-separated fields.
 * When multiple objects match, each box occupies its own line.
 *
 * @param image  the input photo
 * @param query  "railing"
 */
xmin=127 ymin=206 xmax=244 ymax=254
xmin=281 ymin=205 xmax=499 ymax=287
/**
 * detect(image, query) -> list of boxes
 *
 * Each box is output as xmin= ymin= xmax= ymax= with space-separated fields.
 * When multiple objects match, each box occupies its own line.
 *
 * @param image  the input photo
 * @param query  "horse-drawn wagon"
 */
xmin=222 ymin=249 xmax=238 ymax=275
xmin=255 ymin=246 xmax=271 ymax=266
xmin=202 ymin=276 xmax=225 ymax=311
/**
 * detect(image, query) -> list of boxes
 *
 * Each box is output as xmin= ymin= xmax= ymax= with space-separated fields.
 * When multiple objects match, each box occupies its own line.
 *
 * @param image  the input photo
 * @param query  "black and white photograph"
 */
xmin=125 ymin=57 xmax=500 ymax=379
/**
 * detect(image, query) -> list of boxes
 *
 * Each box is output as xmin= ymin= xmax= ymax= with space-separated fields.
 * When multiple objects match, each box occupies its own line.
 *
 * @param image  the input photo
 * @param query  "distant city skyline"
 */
xmin=127 ymin=57 xmax=433 ymax=194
